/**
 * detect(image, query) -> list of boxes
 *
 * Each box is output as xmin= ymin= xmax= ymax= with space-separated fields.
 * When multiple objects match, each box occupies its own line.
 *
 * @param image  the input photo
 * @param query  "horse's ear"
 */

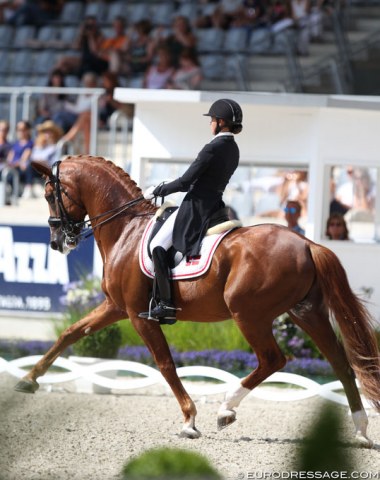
xmin=32 ymin=161 xmax=52 ymax=179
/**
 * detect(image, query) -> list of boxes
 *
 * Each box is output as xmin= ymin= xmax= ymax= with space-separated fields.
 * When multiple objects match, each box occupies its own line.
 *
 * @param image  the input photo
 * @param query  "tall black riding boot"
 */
xmin=139 ymin=246 xmax=177 ymax=324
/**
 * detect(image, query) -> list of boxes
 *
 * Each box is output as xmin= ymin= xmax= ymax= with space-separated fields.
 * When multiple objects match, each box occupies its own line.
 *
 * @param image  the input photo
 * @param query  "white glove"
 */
xmin=143 ymin=185 xmax=156 ymax=200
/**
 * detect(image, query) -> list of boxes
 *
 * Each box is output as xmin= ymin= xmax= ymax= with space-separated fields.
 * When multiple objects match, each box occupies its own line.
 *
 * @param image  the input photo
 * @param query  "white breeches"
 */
xmin=150 ymin=209 xmax=179 ymax=252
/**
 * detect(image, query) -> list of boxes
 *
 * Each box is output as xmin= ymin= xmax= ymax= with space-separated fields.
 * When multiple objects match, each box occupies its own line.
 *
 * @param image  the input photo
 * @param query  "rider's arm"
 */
xmin=154 ymin=144 xmax=213 ymax=197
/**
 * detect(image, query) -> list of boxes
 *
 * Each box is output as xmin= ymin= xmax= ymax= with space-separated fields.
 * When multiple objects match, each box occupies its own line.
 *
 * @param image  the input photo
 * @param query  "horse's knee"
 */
xmin=59 ymin=323 xmax=84 ymax=345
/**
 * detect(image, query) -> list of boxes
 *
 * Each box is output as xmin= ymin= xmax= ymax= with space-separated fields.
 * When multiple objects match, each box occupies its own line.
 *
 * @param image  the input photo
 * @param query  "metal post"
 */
xmin=108 ymin=110 xmax=130 ymax=170
xmin=90 ymin=94 xmax=100 ymax=156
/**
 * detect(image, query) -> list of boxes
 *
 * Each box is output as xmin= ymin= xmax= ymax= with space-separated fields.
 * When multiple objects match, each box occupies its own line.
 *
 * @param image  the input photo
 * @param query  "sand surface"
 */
xmin=1 ymin=373 xmax=380 ymax=480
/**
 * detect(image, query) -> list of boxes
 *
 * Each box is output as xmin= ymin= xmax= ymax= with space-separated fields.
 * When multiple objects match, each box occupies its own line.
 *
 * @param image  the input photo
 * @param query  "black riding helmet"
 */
xmin=203 ymin=98 xmax=243 ymax=134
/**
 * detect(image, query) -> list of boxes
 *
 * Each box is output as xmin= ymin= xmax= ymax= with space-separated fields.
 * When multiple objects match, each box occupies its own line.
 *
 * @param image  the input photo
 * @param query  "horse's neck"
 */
xmin=75 ymin=159 xmax=154 ymax=254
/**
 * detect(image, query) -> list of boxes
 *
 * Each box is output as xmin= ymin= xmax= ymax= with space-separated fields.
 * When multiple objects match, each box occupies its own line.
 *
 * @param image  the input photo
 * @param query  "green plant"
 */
xmin=122 ymin=447 xmax=221 ymax=479
xmin=292 ymin=402 xmax=355 ymax=472
xmin=72 ymin=323 xmax=122 ymax=358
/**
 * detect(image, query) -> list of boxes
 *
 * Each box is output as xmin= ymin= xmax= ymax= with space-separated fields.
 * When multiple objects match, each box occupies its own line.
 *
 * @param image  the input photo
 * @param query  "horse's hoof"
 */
xmin=14 ymin=379 xmax=39 ymax=394
xmin=180 ymin=426 xmax=202 ymax=439
xmin=355 ymin=433 xmax=374 ymax=448
xmin=217 ymin=410 xmax=236 ymax=430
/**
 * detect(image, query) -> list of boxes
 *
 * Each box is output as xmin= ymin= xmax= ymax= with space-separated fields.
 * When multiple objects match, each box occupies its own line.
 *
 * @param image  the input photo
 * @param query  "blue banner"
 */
xmin=0 ymin=225 xmax=95 ymax=314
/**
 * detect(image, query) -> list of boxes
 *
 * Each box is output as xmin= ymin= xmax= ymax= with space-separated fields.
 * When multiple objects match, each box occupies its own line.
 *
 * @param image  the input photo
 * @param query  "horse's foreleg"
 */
xmin=15 ymin=301 xmax=125 ymax=394
xmin=218 ymin=318 xmax=286 ymax=430
xmin=130 ymin=316 xmax=200 ymax=439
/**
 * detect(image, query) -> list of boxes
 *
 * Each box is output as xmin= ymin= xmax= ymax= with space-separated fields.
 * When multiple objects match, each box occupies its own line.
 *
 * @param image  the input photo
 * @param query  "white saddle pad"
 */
xmin=139 ymin=217 xmax=239 ymax=280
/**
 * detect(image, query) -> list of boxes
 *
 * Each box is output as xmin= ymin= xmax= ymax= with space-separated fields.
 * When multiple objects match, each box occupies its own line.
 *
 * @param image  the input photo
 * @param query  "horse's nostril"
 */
xmin=50 ymin=241 xmax=59 ymax=251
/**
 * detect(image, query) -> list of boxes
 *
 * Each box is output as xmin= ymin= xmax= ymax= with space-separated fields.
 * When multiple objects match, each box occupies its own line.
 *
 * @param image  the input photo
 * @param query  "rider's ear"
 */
xmin=32 ymin=161 xmax=52 ymax=179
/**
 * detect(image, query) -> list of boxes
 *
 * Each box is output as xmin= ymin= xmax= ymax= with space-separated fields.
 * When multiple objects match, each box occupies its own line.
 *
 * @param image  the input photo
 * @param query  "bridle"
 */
xmin=47 ymin=160 xmax=147 ymax=245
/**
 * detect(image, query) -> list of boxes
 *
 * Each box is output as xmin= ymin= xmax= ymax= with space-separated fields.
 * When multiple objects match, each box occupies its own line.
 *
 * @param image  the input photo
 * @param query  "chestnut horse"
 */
xmin=15 ymin=156 xmax=380 ymax=445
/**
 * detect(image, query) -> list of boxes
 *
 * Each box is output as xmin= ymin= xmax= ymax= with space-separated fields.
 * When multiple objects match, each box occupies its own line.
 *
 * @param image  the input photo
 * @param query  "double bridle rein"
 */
xmin=47 ymin=160 xmax=146 ymax=245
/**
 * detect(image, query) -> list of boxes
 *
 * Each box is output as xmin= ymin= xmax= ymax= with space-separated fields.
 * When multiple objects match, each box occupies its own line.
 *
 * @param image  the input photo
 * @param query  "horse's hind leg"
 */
xmin=289 ymin=296 xmax=372 ymax=447
xmin=218 ymin=317 xmax=286 ymax=429
xmin=15 ymin=300 xmax=125 ymax=393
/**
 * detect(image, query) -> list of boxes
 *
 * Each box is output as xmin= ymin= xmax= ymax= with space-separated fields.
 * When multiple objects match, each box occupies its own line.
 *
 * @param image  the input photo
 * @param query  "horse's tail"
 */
xmin=309 ymin=242 xmax=380 ymax=411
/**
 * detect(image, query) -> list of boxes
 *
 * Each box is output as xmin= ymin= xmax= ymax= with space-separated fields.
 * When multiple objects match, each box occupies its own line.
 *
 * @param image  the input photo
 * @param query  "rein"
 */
xmin=48 ymin=160 xmax=149 ymax=244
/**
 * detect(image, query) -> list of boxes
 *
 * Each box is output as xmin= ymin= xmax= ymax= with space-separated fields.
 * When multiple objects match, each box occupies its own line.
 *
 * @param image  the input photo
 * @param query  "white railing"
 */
xmin=0 ymin=86 xmax=104 ymax=154
xmin=0 ymin=355 xmax=372 ymax=409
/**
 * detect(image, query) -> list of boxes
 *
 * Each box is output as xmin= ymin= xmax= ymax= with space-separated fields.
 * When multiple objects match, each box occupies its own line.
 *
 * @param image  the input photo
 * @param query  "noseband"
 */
xmin=47 ymin=160 xmax=146 ymax=245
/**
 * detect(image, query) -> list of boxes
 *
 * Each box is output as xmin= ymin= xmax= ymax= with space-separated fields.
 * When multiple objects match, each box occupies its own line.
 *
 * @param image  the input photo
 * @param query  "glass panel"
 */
xmin=144 ymin=160 xmax=309 ymax=229
xmin=329 ymin=166 xmax=377 ymax=243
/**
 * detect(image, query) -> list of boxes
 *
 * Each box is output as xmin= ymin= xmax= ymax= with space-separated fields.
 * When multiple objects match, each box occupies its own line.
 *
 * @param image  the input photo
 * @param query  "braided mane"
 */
xmin=64 ymin=155 xmax=157 ymax=214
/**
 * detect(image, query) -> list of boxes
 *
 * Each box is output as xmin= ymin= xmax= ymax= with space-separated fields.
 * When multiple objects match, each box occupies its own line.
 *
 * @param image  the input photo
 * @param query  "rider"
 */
xmin=141 ymin=98 xmax=243 ymax=324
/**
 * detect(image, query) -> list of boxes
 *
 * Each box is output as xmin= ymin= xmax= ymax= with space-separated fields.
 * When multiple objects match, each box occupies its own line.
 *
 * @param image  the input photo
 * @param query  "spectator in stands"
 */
xmin=279 ymin=169 xmax=308 ymax=216
xmin=284 ymin=199 xmax=305 ymax=235
xmin=55 ymin=16 xmax=108 ymax=78
xmin=4 ymin=120 xmax=33 ymax=198
xmin=0 ymin=120 xmax=11 ymax=173
xmin=167 ymin=48 xmax=202 ymax=90
xmin=123 ymin=19 xmax=155 ymax=83
xmin=269 ymin=0 xmax=293 ymax=33
xmin=35 ymin=69 xmax=67 ymax=126
xmin=308 ymin=0 xmax=325 ymax=41
xmin=229 ymin=0 xmax=270 ymax=30
xmin=7 ymin=0 xmax=63 ymax=27
xmin=52 ymin=71 xmax=98 ymax=134
xmin=102 ymin=16 xmax=130 ymax=75
xmin=98 ymin=71 xmax=122 ymax=128
xmin=0 ymin=1 xmax=19 ymax=23
xmin=164 ymin=16 xmax=197 ymax=67
xmin=22 ymin=120 xmax=63 ymax=198
xmin=195 ymin=1 xmax=230 ymax=29
xmin=289 ymin=0 xmax=311 ymax=55
xmin=325 ymin=213 xmax=349 ymax=240
xmin=58 ymin=72 xmax=99 ymax=154
xmin=143 ymin=45 xmax=175 ymax=89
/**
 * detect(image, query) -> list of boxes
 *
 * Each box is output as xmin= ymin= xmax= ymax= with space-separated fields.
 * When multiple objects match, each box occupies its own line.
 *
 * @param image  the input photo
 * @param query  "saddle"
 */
xmin=140 ymin=202 xmax=242 ymax=280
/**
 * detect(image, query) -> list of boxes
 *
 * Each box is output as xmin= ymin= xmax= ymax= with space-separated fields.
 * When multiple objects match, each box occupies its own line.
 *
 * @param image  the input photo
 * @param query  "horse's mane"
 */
xmin=65 ymin=155 xmax=157 ymax=213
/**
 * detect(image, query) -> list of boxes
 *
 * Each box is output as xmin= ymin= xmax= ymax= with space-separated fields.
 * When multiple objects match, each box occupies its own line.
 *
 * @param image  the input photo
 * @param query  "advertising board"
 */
xmin=0 ymin=225 xmax=95 ymax=314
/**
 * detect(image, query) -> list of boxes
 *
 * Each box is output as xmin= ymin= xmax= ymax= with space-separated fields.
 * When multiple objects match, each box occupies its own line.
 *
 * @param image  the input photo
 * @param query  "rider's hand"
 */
xmin=153 ymin=184 xmax=164 ymax=197
xmin=143 ymin=185 xmax=156 ymax=200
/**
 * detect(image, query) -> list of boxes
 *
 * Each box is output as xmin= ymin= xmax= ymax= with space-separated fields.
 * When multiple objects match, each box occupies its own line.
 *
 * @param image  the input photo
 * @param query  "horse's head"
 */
xmin=32 ymin=160 xmax=87 ymax=254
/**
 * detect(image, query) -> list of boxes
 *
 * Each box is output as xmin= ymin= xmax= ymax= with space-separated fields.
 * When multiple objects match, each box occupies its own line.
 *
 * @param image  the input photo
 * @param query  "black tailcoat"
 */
xmin=155 ymin=133 xmax=239 ymax=256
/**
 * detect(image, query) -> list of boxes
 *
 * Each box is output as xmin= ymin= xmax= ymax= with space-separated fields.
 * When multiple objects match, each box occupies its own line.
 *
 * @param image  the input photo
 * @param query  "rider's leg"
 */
xmin=149 ymin=246 xmax=177 ymax=321
xmin=140 ymin=209 xmax=178 ymax=323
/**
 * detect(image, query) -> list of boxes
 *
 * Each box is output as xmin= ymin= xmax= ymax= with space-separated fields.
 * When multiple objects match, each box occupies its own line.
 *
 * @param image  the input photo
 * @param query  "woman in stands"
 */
xmin=325 ymin=213 xmax=350 ymax=240
xmin=143 ymin=45 xmax=175 ymax=89
xmin=5 ymin=120 xmax=33 ymax=200
xmin=35 ymin=69 xmax=67 ymax=125
xmin=167 ymin=48 xmax=203 ymax=90
xmin=140 ymin=99 xmax=243 ymax=324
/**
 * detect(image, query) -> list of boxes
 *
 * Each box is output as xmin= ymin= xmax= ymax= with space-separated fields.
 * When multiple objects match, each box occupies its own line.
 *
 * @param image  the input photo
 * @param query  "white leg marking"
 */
xmin=180 ymin=415 xmax=201 ymax=439
xmin=218 ymin=384 xmax=250 ymax=417
xmin=84 ymin=327 xmax=91 ymax=335
xmin=352 ymin=409 xmax=373 ymax=447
